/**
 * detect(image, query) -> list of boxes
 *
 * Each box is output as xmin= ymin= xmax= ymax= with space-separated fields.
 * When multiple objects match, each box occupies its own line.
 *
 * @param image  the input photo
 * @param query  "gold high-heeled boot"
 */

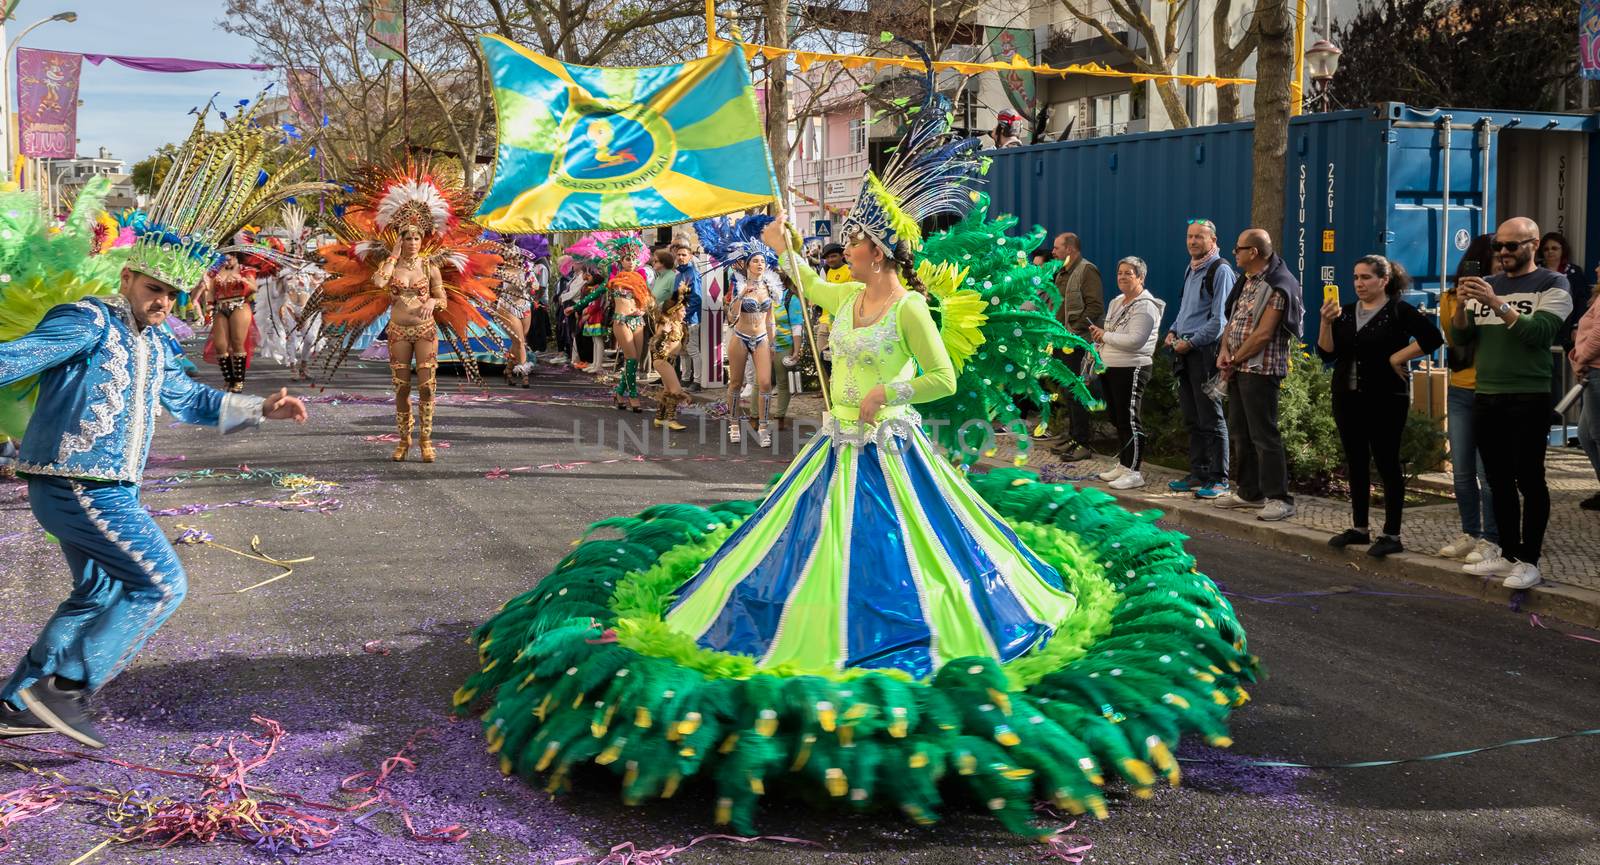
xmin=664 ymin=393 xmax=687 ymax=431
xmin=391 ymin=363 xmax=412 ymax=461
xmin=418 ymin=361 xmax=438 ymax=463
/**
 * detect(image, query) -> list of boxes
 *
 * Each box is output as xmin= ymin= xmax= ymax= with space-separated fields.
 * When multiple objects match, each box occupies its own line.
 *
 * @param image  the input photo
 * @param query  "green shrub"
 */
xmin=1399 ymin=409 xmax=1448 ymax=482
xmin=1279 ymin=344 xmax=1343 ymax=488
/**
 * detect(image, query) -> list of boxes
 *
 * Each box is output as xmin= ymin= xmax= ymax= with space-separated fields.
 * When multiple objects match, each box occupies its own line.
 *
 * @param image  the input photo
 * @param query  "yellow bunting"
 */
xmin=709 ymin=41 xmax=1253 ymax=87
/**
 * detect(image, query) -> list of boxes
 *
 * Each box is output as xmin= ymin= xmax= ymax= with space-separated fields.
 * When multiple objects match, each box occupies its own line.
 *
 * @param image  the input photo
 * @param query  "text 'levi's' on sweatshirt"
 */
xmin=1449 ymin=268 xmax=1573 ymax=395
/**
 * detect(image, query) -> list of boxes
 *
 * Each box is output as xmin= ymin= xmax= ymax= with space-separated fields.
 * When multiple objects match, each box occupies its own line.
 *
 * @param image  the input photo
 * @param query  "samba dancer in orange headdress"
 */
xmin=309 ymin=159 xmax=501 ymax=462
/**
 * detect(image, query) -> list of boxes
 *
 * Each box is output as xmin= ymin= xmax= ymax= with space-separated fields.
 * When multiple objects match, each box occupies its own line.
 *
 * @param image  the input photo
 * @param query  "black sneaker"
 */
xmin=1328 ymin=528 xmax=1371 ymax=548
xmin=0 ymin=701 xmax=54 ymax=737
xmin=1580 ymin=493 xmax=1600 ymax=512
xmin=1367 ymin=536 xmax=1405 ymax=558
xmin=18 ymin=678 xmax=105 ymax=749
xmin=1054 ymin=442 xmax=1094 ymax=462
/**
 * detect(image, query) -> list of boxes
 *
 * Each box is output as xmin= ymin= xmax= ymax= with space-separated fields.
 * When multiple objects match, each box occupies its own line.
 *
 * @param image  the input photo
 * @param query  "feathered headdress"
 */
xmin=562 ymin=230 xmax=647 ymax=277
xmin=840 ymin=38 xmax=985 ymax=255
xmin=310 ymin=158 xmax=503 ymax=382
xmin=120 ymin=92 xmax=337 ymax=290
xmin=691 ymin=214 xmax=775 ymax=268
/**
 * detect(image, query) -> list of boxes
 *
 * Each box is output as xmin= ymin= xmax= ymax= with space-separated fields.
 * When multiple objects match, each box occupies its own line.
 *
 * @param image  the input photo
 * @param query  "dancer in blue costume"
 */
xmin=0 ymin=100 xmax=320 ymax=748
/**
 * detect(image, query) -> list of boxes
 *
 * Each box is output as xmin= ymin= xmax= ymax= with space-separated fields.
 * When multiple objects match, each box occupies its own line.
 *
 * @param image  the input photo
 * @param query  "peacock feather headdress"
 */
xmin=121 ymin=92 xmax=337 ymax=290
xmin=840 ymin=37 xmax=986 ymax=255
xmin=691 ymin=214 xmax=775 ymax=268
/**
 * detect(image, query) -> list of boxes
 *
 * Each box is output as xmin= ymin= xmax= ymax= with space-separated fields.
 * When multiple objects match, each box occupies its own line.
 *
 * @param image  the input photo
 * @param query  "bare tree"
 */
xmin=1057 ymin=0 xmax=1193 ymax=128
xmin=474 ymin=0 xmax=706 ymax=64
xmin=1213 ymin=0 xmax=1258 ymax=122
xmin=1249 ymin=0 xmax=1292 ymax=230
xmin=221 ymin=0 xmax=495 ymax=186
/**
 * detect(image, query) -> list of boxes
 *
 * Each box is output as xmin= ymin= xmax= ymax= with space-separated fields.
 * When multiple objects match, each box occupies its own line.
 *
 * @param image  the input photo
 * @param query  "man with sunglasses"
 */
xmin=1216 ymin=229 xmax=1304 ymax=522
xmin=1452 ymin=217 xmax=1573 ymax=590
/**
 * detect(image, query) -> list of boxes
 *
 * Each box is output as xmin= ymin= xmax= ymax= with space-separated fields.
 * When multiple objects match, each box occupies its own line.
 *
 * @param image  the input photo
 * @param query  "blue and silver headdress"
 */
xmin=840 ymin=37 xmax=986 ymax=255
xmin=120 ymin=92 xmax=336 ymax=290
xmin=692 ymin=213 xmax=777 ymax=268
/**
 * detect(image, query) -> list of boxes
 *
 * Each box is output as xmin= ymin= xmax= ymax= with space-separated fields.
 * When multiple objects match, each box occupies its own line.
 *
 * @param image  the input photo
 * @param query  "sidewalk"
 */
xmin=984 ymin=439 xmax=1600 ymax=629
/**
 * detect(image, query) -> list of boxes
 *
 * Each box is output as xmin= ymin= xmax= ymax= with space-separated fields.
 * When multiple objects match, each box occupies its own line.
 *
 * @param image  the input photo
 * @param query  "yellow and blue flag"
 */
xmin=475 ymin=35 xmax=777 ymax=232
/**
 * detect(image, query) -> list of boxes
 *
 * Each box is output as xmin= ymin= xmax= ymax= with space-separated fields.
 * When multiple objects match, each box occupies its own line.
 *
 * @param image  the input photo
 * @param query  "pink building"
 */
xmin=789 ymin=72 xmax=869 ymax=246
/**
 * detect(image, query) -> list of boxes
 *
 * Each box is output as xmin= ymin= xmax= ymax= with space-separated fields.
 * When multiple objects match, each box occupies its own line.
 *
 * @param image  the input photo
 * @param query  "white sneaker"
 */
xmin=1214 ymin=493 xmax=1265 ymax=510
xmin=1108 ymin=471 xmax=1145 ymax=490
xmin=1098 ymin=465 xmax=1128 ymax=482
xmin=1437 ymin=533 xmax=1477 ymax=559
xmin=1256 ymin=500 xmax=1296 ymax=521
xmin=1463 ymin=555 xmax=1515 ymax=577
xmin=1503 ymin=562 xmax=1542 ymax=590
xmin=1465 ymin=539 xmax=1499 ymax=565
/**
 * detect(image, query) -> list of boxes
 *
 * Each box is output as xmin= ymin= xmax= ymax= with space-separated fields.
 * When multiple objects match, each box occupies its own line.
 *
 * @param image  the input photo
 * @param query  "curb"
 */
xmin=1098 ymin=485 xmax=1600 ymax=630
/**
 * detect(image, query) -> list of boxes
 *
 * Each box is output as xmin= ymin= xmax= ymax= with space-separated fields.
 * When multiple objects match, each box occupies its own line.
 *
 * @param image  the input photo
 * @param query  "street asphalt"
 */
xmin=0 ymin=359 xmax=1597 ymax=865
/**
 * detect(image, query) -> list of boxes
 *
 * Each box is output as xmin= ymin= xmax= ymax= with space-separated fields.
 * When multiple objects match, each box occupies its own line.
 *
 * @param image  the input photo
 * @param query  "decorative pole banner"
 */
xmin=287 ymin=67 xmax=325 ymax=127
xmin=1582 ymin=0 xmax=1600 ymax=80
xmin=475 ymin=35 xmax=777 ymax=233
xmin=16 ymin=48 xmax=82 ymax=159
xmin=366 ymin=0 xmax=406 ymax=61
xmin=984 ymin=27 xmax=1036 ymax=119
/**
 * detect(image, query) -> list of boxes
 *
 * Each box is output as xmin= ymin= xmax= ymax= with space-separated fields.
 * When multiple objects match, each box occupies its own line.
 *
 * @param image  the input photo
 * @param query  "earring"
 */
xmin=871 ymin=261 xmax=882 ymax=274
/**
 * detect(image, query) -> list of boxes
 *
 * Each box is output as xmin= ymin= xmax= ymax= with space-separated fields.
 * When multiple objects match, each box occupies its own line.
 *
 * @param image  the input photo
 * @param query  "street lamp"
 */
xmin=1 ymin=11 xmax=79 ymax=184
xmin=1305 ymin=39 xmax=1342 ymax=113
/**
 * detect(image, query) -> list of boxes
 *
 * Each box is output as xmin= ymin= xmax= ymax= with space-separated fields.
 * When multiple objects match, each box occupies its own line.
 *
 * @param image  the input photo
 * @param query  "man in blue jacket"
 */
xmin=1165 ymin=219 xmax=1235 ymax=499
xmin=0 ymin=267 xmax=307 ymax=747
xmin=672 ymin=242 xmax=704 ymax=391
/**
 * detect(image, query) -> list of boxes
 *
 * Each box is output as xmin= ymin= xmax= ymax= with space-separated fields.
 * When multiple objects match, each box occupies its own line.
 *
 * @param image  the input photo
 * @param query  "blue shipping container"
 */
xmin=984 ymin=103 xmax=1598 ymax=335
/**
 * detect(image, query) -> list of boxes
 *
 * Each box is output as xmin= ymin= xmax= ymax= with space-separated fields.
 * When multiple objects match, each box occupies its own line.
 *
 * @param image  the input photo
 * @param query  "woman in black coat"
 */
xmin=1316 ymin=256 xmax=1444 ymax=557
xmin=1541 ymin=232 xmax=1589 ymax=349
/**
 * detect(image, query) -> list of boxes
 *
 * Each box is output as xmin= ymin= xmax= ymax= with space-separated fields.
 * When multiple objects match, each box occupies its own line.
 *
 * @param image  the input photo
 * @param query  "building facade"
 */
xmin=39 ymin=147 xmax=137 ymax=213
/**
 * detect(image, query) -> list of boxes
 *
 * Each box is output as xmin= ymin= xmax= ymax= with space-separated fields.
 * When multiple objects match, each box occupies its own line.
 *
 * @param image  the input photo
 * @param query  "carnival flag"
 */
xmin=16 ymin=48 xmax=83 ymax=159
xmin=475 ymin=35 xmax=777 ymax=232
xmin=365 ymin=0 xmax=406 ymax=61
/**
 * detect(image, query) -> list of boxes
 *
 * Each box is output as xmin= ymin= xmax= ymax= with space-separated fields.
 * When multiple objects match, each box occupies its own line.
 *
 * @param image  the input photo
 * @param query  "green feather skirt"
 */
xmin=456 ymin=467 xmax=1257 ymax=838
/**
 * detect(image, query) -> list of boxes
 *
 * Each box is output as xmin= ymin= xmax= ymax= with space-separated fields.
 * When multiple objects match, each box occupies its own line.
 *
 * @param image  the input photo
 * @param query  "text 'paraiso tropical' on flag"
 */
xmin=475 ymin=35 xmax=778 ymax=233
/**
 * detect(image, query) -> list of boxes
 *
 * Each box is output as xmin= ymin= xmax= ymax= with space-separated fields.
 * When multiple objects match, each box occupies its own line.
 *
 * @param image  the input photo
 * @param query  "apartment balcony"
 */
xmin=793 ymin=152 xmax=870 ymax=188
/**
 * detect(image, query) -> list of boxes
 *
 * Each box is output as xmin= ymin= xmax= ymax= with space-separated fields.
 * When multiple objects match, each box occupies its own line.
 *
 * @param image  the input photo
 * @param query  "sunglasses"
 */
xmin=1187 ymin=218 xmax=1216 ymax=230
xmin=1233 ymin=245 xmax=1258 ymax=254
xmin=1491 ymin=239 xmax=1535 ymax=252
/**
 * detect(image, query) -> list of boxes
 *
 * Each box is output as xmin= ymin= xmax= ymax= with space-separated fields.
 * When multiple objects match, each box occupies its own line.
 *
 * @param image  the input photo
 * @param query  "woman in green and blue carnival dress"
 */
xmin=458 ymin=46 xmax=1256 ymax=840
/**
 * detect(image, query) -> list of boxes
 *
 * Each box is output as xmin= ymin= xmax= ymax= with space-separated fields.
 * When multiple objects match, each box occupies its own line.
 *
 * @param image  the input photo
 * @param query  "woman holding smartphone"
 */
xmin=1317 ymin=255 xmax=1442 ymax=557
xmin=1436 ymin=235 xmax=1501 ymax=563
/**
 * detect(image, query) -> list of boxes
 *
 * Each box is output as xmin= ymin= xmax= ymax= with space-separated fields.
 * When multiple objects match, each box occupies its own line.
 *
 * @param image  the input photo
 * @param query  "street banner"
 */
xmin=983 ymin=27 xmax=1036 ymax=119
xmin=475 ymin=35 xmax=777 ymax=232
xmin=16 ymin=48 xmax=82 ymax=159
xmin=287 ymin=67 xmax=325 ymax=127
xmin=366 ymin=0 xmax=406 ymax=61
xmin=1583 ymin=0 xmax=1600 ymax=80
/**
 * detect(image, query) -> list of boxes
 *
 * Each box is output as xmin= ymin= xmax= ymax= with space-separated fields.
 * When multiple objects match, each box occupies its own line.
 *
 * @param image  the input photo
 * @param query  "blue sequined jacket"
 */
xmin=0 ymin=296 xmax=263 ymax=483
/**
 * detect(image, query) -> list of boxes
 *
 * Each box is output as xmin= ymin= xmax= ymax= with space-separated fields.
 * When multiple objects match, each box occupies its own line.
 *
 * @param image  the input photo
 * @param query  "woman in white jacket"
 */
xmin=1088 ymin=256 xmax=1167 ymax=489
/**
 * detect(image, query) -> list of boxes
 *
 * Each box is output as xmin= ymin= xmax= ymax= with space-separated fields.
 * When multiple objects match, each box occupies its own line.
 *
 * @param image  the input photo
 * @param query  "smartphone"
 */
xmin=1323 ymin=284 xmax=1339 ymax=304
xmin=1459 ymin=259 xmax=1482 ymax=279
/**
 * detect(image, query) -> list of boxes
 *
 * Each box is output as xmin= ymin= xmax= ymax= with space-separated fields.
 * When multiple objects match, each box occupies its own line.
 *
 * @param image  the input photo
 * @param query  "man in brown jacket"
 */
xmin=1050 ymin=232 xmax=1104 ymax=460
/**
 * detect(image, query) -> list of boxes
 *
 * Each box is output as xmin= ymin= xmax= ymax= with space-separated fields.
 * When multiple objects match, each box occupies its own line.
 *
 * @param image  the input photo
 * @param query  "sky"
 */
xmin=9 ymin=0 xmax=272 ymax=167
